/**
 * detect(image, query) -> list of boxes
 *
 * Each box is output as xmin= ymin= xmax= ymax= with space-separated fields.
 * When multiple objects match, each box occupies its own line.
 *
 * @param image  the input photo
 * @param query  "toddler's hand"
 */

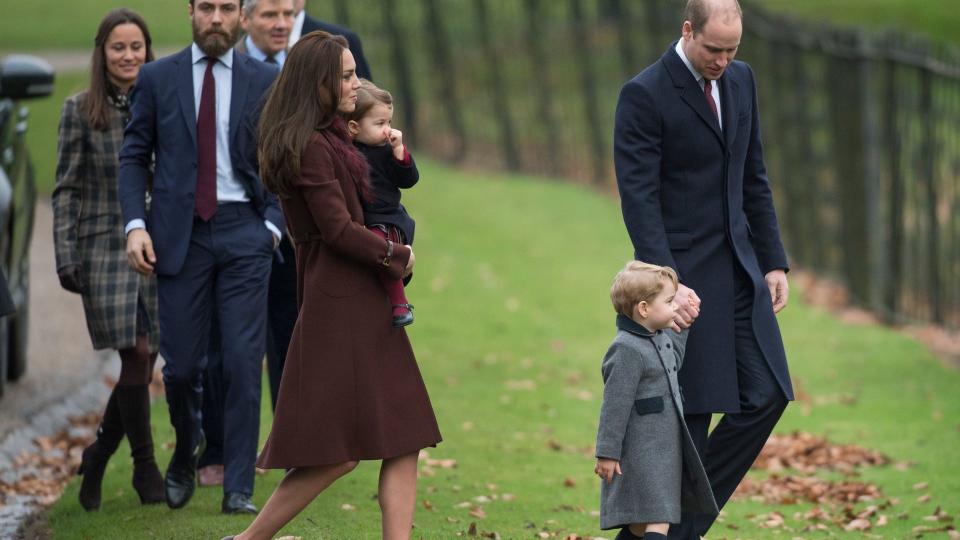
xmin=389 ymin=129 xmax=404 ymax=149
xmin=594 ymin=458 xmax=622 ymax=483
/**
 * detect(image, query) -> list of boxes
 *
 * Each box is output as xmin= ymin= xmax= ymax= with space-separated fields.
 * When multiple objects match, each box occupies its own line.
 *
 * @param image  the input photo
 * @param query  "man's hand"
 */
xmin=126 ymin=229 xmax=156 ymax=275
xmin=57 ymin=264 xmax=84 ymax=294
xmin=671 ymin=283 xmax=701 ymax=333
xmin=765 ymin=269 xmax=789 ymax=313
xmin=403 ymin=245 xmax=415 ymax=278
xmin=594 ymin=458 xmax=622 ymax=483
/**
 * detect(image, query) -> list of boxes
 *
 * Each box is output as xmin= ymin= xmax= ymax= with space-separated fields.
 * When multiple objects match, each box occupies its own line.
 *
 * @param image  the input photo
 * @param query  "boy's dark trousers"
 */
xmin=669 ymin=266 xmax=788 ymax=540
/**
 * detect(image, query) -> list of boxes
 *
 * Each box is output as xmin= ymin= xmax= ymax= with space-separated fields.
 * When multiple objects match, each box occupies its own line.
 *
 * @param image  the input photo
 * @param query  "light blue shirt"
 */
xmin=675 ymin=40 xmax=723 ymax=130
xmin=126 ymin=43 xmax=280 ymax=241
xmin=244 ymin=35 xmax=286 ymax=67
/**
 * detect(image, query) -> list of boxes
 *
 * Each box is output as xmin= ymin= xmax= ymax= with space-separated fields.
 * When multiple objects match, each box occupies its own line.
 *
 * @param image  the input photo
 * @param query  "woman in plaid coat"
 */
xmin=52 ymin=8 xmax=164 ymax=511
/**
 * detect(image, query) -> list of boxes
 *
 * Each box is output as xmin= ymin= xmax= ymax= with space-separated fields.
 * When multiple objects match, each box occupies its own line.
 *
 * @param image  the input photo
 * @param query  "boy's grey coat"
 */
xmin=596 ymin=315 xmax=717 ymax=529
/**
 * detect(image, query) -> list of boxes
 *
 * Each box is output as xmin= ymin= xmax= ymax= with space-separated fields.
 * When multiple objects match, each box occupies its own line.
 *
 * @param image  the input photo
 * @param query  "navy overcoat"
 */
xmin=613 ymin=44 xmax=794 ymax=414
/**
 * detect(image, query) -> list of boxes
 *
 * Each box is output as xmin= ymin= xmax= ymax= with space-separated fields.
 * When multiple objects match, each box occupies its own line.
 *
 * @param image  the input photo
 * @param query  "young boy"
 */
xmin=595 ymin=261 xmax=718 ymax=540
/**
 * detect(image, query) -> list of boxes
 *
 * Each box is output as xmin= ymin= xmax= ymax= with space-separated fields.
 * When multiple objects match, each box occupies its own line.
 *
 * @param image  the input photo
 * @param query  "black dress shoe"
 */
xmin=165 ymin=433 xmax=205 ymax=509
xmin=220 ymin=537 xmax=235 ymax=540
xmin=164 ymin=466 xmax=197 ymax=509
xmin=222 ymin=492 xmax=258 ymax=515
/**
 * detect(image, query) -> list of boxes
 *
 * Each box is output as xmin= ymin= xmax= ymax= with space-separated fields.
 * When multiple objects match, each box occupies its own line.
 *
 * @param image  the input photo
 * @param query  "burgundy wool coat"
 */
xmin=256 ymin=127 xmax=441 ymax=468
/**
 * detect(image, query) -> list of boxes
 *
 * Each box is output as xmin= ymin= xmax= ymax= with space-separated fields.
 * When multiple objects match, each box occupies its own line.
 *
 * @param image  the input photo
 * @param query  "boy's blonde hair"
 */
xmin=610 ymin=261 xmax=679 ymax=317
xmin=344 ymin=78 xmax=393 ymax=123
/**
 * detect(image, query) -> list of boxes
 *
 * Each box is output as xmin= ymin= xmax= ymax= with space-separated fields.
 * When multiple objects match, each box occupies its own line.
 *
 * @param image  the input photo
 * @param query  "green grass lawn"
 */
xmin=42 ymin=161 xmax=960 ymax=539
xmin=757 ymin=0 xmax=960 ymax=45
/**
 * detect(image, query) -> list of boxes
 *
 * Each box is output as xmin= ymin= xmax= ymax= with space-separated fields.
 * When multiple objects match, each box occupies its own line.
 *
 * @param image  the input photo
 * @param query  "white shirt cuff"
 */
xmin=125 ymin=219 xmax=146 ymax=235
xmin=264 ymin=220 xmax=281 ymax=245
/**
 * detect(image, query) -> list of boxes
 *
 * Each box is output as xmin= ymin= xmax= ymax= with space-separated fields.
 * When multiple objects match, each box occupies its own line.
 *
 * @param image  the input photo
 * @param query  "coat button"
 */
xmin=667 ymin=343 xmax=671 ymax=348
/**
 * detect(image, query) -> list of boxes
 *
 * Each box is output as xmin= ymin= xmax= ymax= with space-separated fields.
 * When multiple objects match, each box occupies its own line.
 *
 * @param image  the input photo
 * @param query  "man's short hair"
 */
xmin=189 ymin=0 xmax=245 ymax=7
xmin=683 ymin=0 xmax=742 ymax=34
xmin=242 ymin=0 xmax=260 ymax=16
xmin=610 ymin=261 xmax=679 ymax=317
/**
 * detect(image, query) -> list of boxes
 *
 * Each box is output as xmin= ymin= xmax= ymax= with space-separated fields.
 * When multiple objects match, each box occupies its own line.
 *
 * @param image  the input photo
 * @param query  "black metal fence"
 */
xmin=311 ymin=0 xmax=960 ymax=330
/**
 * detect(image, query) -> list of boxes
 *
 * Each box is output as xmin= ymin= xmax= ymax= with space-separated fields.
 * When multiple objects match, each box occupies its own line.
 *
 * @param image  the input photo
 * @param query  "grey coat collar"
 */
xmin=615 ymin=314 xmax=657 ymax=338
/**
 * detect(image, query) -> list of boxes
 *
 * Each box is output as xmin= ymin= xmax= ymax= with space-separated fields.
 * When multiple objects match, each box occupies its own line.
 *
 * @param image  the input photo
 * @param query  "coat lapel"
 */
xmin=720 ymin=73 xmax=739 ymax=149
xmin=229 ymin=50 xmax=249 ymax=146
xmin=661 ymin=45 xmax=723 ymax=146
xmin=176 ymin=48 xmax=197 ymax=148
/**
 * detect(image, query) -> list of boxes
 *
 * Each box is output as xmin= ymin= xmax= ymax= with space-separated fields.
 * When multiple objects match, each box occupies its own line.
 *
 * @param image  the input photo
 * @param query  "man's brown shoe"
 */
xmin=198 ymin=464 xmax=224 ymax=487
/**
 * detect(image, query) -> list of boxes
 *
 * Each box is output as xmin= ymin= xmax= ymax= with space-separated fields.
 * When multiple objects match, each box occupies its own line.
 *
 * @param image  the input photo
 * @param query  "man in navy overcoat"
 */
xmin=118 ymin=0 xmax=282 ymax=515
xmin=613 ymin=0 xmax=793 ymax=537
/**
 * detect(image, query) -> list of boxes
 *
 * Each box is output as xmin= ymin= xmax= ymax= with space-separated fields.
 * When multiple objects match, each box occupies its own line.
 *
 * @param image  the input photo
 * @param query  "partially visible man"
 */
xmin=197 ymin=0 xmax=292 ymax=491
xmin=119 ymin=0 xmax=282 ymax=515
xmin=234 ymin=0 xmax=294 ymax=63
xmin=290 ymin=0 xmax=371 ymax=79
xmin=613 ymin=0 xmax=793 ymax=538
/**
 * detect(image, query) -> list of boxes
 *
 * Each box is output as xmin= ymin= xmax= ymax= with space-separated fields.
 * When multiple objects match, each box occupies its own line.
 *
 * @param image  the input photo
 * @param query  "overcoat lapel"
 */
xmin=720 ymin=74 xmax=739 ymax=149
xmin=662 ymin=46 xmax=723 ymax=146
xmin=176 ymin=49 xmax=197 ymax=148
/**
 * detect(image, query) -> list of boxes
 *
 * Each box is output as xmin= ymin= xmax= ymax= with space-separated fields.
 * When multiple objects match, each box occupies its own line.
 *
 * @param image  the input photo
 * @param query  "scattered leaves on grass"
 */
xmin=0 ymin=412 xmax=98 ymax=507
xmin=752 ymin=431 xmax=889 ymax=473
xmin=563 ymin=477 xmax=577 ymax=488
xmin=468 ymin=506 xmax=487 ymax=519
xmin=340 ymin=503 xmax=355 ymax=511
xmin=735 ymin=474 xmax=883 ymax=505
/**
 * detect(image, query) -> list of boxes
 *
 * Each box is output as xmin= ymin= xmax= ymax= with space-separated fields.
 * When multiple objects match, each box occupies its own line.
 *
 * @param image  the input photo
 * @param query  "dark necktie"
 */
xmin=704 ymin=78 xmax=719 ymax=124
xmin=264 ymin=55 xmax=278 ymax=65
xmin=196 ymin=57 xmax=217 ymax=221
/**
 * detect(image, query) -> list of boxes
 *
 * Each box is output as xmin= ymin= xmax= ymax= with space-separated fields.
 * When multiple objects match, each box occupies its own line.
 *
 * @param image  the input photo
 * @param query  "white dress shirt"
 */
xmin=243 ymin=35 xmax=287 ymax=67
xmin=675 ymin=40 xmax=723 ymax=131
xmin=126 ymin=43 xmax=280 ymax=241
xmin=289 ymin=10 xmax=306 ymax=46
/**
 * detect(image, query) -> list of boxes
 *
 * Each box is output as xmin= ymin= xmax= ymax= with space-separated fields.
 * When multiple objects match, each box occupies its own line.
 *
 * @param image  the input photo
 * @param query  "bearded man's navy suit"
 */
xmin=119 ymin=45 xmax=281 ymax=506
xmin=614 ymin=43 xmax=794 ymax=538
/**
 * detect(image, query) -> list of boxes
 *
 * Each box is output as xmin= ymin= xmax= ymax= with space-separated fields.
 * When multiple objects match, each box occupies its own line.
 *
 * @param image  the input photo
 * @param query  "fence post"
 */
xmin=918 ymin=65 xmax=944 ymax=324
xmin=857 ymin=31 xmax=885 ymax=316
xmin=473 ymin=0 xmax=520 ymax=171
xmin=522 ymin=0 xmax=561 ymax=176
xmin=422 ymin=0 xmax=467 ymax=161
xmin=568 ymin=0 xmax=607 ymax=184
xmin=827 ymin=30 xmax=872 ymax=305
xmin=380 ymin=0 xmax=418 ymax=146
xmin=645 ymin=0 xmax=665 ymax=62
xmin=605 ymin=0 xmax=638 ymax=78
xmin=882 ymin=35 xmax=903 ymax=323
xmin=791 ymin=44 xmax=820 ymax=271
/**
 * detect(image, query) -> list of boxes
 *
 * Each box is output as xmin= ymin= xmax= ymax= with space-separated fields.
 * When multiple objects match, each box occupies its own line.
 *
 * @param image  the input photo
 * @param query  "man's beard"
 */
xmin=192 ymin=20 xmax=240 ymax=58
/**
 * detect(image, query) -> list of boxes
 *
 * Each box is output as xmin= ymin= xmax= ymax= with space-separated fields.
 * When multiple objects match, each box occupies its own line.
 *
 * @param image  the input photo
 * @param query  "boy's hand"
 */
xmin=594 ymin=458 xmax=622 ymax=483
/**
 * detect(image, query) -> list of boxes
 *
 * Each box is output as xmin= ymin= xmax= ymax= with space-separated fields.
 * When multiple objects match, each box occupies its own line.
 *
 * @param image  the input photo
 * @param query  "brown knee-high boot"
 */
xmin=117 ymin=336 xmax=164 ymax=505
xmin=78 ymin=389 xmax=124 ymax=511
xmin=115 ymin=384 xmax=165 ymax=504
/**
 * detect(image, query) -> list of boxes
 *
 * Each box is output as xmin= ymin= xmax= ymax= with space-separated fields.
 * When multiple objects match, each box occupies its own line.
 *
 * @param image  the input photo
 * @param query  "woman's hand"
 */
xmin=57 ymin=264 xmax=84 ymax=294
xmin=595 ymin=458 xmax=622 ymax=483
xmin=403 ymin=245 xmax=415 ymax=278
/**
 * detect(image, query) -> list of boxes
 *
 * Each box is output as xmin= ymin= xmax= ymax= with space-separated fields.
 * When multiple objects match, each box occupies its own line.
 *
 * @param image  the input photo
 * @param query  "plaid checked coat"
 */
xmin=52 ymin=92 xmax=159 ymax=352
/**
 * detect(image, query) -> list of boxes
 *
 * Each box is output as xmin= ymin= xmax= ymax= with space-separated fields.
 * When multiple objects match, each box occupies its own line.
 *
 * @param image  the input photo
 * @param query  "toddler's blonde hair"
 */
xmin=610 ymin=261 xmax=679 ymax=317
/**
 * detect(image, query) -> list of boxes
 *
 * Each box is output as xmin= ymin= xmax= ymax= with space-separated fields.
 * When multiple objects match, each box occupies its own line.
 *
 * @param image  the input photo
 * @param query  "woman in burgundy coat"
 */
xmin=226 ymin=32 xmax=441 ymax=540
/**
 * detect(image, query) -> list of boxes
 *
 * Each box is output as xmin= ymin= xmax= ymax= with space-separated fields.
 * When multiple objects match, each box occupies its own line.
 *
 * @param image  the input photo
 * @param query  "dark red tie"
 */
xmin=704 ymin=78 xmax=719 ymax=123
xmin=196 ymin=57 xmax=217 ymax=221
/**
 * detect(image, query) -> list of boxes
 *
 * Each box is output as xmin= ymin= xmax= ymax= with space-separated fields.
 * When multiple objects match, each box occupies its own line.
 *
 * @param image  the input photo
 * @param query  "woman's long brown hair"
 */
xmin=84 ymin=8 xmax=154 ymax=131
xmin=258 ymin=31 xmax=350 ymax=196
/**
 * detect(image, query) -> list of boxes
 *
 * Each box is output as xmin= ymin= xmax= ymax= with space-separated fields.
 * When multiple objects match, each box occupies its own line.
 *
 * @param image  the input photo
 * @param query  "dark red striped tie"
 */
xmin=195 ymin=57 xmax=217 ymax=221
xmin=704 ymin=78 xmax=719 ymax=123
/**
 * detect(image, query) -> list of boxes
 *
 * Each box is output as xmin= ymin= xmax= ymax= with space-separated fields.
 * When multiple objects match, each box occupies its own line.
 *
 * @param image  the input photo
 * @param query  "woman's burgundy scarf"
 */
xmin=323 ymin=116 xmax=372 ymax=202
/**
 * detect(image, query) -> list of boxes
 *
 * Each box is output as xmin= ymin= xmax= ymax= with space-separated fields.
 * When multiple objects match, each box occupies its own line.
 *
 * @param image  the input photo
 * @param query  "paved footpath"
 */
xmin=0 ymin=201 xmax=119 ymax=537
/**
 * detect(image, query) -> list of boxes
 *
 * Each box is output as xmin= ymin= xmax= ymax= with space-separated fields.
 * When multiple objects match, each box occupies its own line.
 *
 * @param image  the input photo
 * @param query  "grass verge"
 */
xmin=42 ymin=161 xmax=959 ymax=538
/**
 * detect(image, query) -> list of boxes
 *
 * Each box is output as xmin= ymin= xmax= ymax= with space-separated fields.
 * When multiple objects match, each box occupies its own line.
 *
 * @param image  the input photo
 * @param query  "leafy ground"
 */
xmin=31 ymin=161 xmax=960 ymax=539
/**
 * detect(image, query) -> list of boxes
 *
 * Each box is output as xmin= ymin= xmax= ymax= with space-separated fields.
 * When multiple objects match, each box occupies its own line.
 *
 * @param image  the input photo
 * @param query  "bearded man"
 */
xmin=118 ymin=0 xmax=282 ymax=514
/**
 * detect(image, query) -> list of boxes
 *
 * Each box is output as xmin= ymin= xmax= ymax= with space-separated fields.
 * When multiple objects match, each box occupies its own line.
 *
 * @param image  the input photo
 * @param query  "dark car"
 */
xmin=0 ymin=55 xmax=55 ymax=397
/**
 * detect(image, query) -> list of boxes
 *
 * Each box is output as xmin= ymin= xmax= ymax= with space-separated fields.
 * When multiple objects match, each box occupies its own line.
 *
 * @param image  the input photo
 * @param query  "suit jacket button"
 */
xmin=667 ymin=343 xmax=671 ymax=348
